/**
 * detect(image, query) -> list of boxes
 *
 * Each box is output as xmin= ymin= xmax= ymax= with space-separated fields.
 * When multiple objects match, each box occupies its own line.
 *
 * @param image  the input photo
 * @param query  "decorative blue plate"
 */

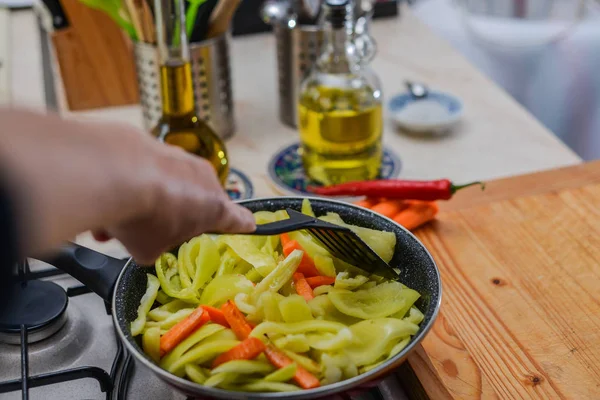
xmin=267 ymin=143 xmax=401 ymax=197
xmin=226 ymin=168 xmax=254 ymax=200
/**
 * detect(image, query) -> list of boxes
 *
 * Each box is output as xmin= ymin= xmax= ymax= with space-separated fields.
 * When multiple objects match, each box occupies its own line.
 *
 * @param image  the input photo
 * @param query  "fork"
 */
xmin=252 ymin=209 xmax=399 ymax=280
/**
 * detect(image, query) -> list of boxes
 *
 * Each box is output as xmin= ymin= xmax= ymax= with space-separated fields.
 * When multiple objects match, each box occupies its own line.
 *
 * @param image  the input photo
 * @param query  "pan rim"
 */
xmin=112 ymin=196 xmax=442 ymax=399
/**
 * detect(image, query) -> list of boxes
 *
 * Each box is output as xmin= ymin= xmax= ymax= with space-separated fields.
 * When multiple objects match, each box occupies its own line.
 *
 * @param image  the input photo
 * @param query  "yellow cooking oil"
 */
xmin=152 ymin=60 xmax=229 ymax=184
xmin=298 ymin=85 xmax=383 ymax=185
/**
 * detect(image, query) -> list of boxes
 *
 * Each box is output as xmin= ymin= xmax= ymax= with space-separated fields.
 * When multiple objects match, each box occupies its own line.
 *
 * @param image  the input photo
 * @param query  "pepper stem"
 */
xmin=451 ymin=181 xmax=485 ymax=194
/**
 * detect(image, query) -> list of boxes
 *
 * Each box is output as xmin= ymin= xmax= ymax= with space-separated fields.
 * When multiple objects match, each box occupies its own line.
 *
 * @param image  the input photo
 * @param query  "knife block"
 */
xmin=51 ymin=0 xmax=139 ymax=111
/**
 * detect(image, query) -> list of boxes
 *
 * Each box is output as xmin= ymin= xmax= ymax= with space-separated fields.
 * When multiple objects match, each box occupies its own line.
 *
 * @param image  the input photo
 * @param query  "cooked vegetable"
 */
xmin=251 ymin=320 xmax=345 ymax=338
xmin=251 ymin=250 xmax=303 ymax=302
xmin=306 ymin=327 xmax=354 ymax=351
xmin=199 ymin=274 xmax=254 ymax=306
xmin=273 ymin=334 xmax=310 ymax=353
xmin=212 ymin=359 xmax=274 ymax=375
xmin=212 ymin=337 xmax=267 ymax=367
xmin=301 ymin=198 xmax=316 ymax=217
xmin=371 ymin=199 xmax=408 ymax=219
xmin=258 ymin=291 xmax=284 ymax=322
xmin=264 ymin=362 xmax=297 ymax=382
xmin=293 ymin=273 xmax=315 ymax=301
xmin=160 ymin=324 xmax=226 ymax=370
xmin=136 ymin=201 xmax=426 ymax=393
xmin=282 ymin=240 xmax=321 ymax=277
xmin=231 ymin=381 xmax=300 ymax=392
xmin=329 ymin=281 xmax=407 ymax=319
xmin=142 ymin=326 xmax=161 ymax=363
xmin=221 ymin=235 xmax=277 ymax=276
xmin=333 ymin=272 xmax=369 ymax=291
xmin=393 ymin=200 xmax=439 ymax=231
xmin=131 ymin=274 xmax=160 ymax=336
xmin=202 ymin=305 xmax=230 ymax=328
xmin=167 ymin=339 xmax=240 ymax=374
xmin=278 ymin=295 xmax=313 ymax=323
xmin=185 ymin=364 xmax=209 ymax=384
xmin=204 ymin=372 xmax=238 ymax=387
xmin=320 ymin=213 xmax=396 ymax=263
xmin=160 ymin=306 xmax=210 ymax=356
xmin=264 ymin=345 xmax=321 ymax=389
xmin=222 ymin=300 xmax=254 ymax=340
xmin=305 ymin=276 xmax=335 ymax=289
xmin=346 ymin=318 xmax=419 ymax=366
xmin=313 ymin=254 xmax=336 ymax=277
xmin=404 ymin=306 xmax=425 ymax=325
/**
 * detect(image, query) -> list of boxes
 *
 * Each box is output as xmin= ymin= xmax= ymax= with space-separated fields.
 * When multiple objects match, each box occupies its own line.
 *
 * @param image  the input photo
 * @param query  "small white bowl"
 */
xmin=388 ymin=91 xmax=464 ymax=134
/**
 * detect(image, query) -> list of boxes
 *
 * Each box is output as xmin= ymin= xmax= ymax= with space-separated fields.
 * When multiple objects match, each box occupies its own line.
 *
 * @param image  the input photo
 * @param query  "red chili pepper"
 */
xmin=309 ymin=179 xmax=484 ymax=201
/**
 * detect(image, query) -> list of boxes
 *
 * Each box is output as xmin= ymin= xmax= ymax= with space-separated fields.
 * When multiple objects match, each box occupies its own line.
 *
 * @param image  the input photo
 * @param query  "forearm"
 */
xmin=0 ymin=108 xmax=143 ymax=255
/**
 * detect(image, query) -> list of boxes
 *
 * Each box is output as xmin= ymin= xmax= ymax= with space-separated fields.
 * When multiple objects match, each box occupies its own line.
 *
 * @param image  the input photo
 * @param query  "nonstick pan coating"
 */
xmin=112 ymin=197 xmax=442 ymax=399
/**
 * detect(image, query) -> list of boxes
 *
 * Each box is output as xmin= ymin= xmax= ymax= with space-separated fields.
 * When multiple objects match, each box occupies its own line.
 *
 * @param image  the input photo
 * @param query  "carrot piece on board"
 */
xmin=280 ymin=233 xmax=291 ymax=247
xmin=293 ymin=272 xmax=315 ymax=301
xmin=212 ymin=337 xmax=266 ymax=368
xmin=305 ymin=276 xmax=336 ymax=289
xmin=282 ymin=240 xmax=320 ymax=277
xmin=264 ymin=344 xmax=320 ymax=389
xmin=370 ymin=199 xmax=408 ymax=219
xmin=202 ymin=305 xmax=230 ymax=328
xmin=392 ymin=201 xmax=439 ymax=231
xmin=221 ymin=300 xmax=254 ymax=340
xmin=354 ymin=197 xmax=379 ymax=209
xmin=160 ymin=305 xmax=210 ymax=356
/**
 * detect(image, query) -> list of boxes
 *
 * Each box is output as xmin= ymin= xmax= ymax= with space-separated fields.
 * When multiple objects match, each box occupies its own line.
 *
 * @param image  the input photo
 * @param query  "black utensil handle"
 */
xmin=252 ymin=208 xmax=346 ymax=235
xmin=37 ymin=242 xmax=126 ymax=302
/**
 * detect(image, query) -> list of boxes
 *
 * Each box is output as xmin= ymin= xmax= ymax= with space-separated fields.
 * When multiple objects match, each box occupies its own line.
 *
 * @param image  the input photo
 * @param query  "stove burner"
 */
xmin=0 ymin=280 xmax=68 ymax=344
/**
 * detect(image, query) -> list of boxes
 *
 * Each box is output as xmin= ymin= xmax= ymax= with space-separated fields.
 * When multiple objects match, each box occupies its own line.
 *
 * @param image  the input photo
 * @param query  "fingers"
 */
xmin=100 ymin=144 xmax=257 ymax=265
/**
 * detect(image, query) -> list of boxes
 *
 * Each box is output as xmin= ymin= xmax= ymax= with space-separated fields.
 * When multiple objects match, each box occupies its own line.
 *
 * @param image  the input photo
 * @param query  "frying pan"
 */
xmin=41 ymin=197 xmax=442 ymax=399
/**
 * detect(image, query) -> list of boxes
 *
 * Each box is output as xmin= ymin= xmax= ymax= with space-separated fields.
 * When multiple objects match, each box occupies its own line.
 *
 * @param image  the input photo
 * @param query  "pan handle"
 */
xmin=37 ymin=242 xmax=127 ymax=302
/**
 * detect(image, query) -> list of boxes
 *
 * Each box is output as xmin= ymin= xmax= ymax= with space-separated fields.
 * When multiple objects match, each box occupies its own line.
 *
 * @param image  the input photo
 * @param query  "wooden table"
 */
xmin=5 ymin=5 xmax=588 ymax=399
xmin=407 ymin=161 xmax=600 ymax=399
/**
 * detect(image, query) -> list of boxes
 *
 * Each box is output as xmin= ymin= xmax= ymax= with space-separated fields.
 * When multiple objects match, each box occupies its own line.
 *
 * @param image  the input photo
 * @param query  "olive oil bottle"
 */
xmin=152 ymin=0 xmax=229 ymax=184
xmin=298 ymin=0 xmax=383 ymax=185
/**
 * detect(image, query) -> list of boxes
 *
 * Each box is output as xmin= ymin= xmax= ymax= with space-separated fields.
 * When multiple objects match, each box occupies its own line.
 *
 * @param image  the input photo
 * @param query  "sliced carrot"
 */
xmin=293 ymin=272 xmax=315 ymax=302
xmin=305 ymin=276 xmax=336 ymax=289
xmin=202 ymin=305 xmax=230 ymax=328
xmin=392 ymin=201 xmax=439 ymax=231
xmin=370 ymin=199 xmax=408 ymax=219
xmin=160 ymin=305 xmax=210 ymax=356
xmin=280 ymin=233 xmax=291 ymax=247
xmin=221 ymin=300 xmax=254 ymax=340
xmin=212 ymin=337 xmax=266 ymax=368
xmin=282 ymin=240 xmax=320 ymax=277
xmin=264 ymin=344 xmax=320 ymax=389
xmin=354 ymin=197 xmax=379 ymax=209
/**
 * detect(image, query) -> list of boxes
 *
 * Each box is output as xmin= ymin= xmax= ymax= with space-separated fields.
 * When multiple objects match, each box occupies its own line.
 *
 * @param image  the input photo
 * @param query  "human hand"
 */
xmin=0 ymin=108 xmax=255 ymax=263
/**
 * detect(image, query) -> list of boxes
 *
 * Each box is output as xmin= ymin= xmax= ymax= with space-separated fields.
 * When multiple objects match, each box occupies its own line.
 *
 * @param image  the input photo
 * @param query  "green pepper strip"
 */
xmin=250 ymin=320 xmax=346 ymax=339
xmin=130 ymin=274 xmax=160 ymax=336
xmin=160 ymin=323 xmax=225 ymax=370
xmin=155 ymin=253 xmax=197 ymax=300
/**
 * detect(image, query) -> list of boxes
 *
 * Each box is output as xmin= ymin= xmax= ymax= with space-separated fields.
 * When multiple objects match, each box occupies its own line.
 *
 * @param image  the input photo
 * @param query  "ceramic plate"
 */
xmin=267 ymin=142 xmax=401 ymax=198
xmin=226 ymin=168 xmax=254 ymax=200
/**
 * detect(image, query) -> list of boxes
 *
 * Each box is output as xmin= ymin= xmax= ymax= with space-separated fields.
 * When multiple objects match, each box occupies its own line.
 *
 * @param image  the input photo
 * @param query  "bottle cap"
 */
xmin=325 ymin=0 xmax=349 ymax=28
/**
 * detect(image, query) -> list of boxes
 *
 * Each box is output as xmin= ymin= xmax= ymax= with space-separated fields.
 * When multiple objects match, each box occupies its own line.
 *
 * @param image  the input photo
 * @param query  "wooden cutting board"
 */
xmin=405 ymin=161 xmax=600 ymax=399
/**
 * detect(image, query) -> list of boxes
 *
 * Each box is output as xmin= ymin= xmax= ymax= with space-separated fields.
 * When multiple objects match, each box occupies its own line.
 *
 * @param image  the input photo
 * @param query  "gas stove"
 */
xmin=0 ymin=242 xmax=410 ymax=400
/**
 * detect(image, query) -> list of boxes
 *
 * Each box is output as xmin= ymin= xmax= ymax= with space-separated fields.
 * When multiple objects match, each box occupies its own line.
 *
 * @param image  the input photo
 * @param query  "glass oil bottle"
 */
xmin=152 ymin=0 xmax=229 ymax=184
xmin=298 ymin=0 xmax=383 ymax=185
